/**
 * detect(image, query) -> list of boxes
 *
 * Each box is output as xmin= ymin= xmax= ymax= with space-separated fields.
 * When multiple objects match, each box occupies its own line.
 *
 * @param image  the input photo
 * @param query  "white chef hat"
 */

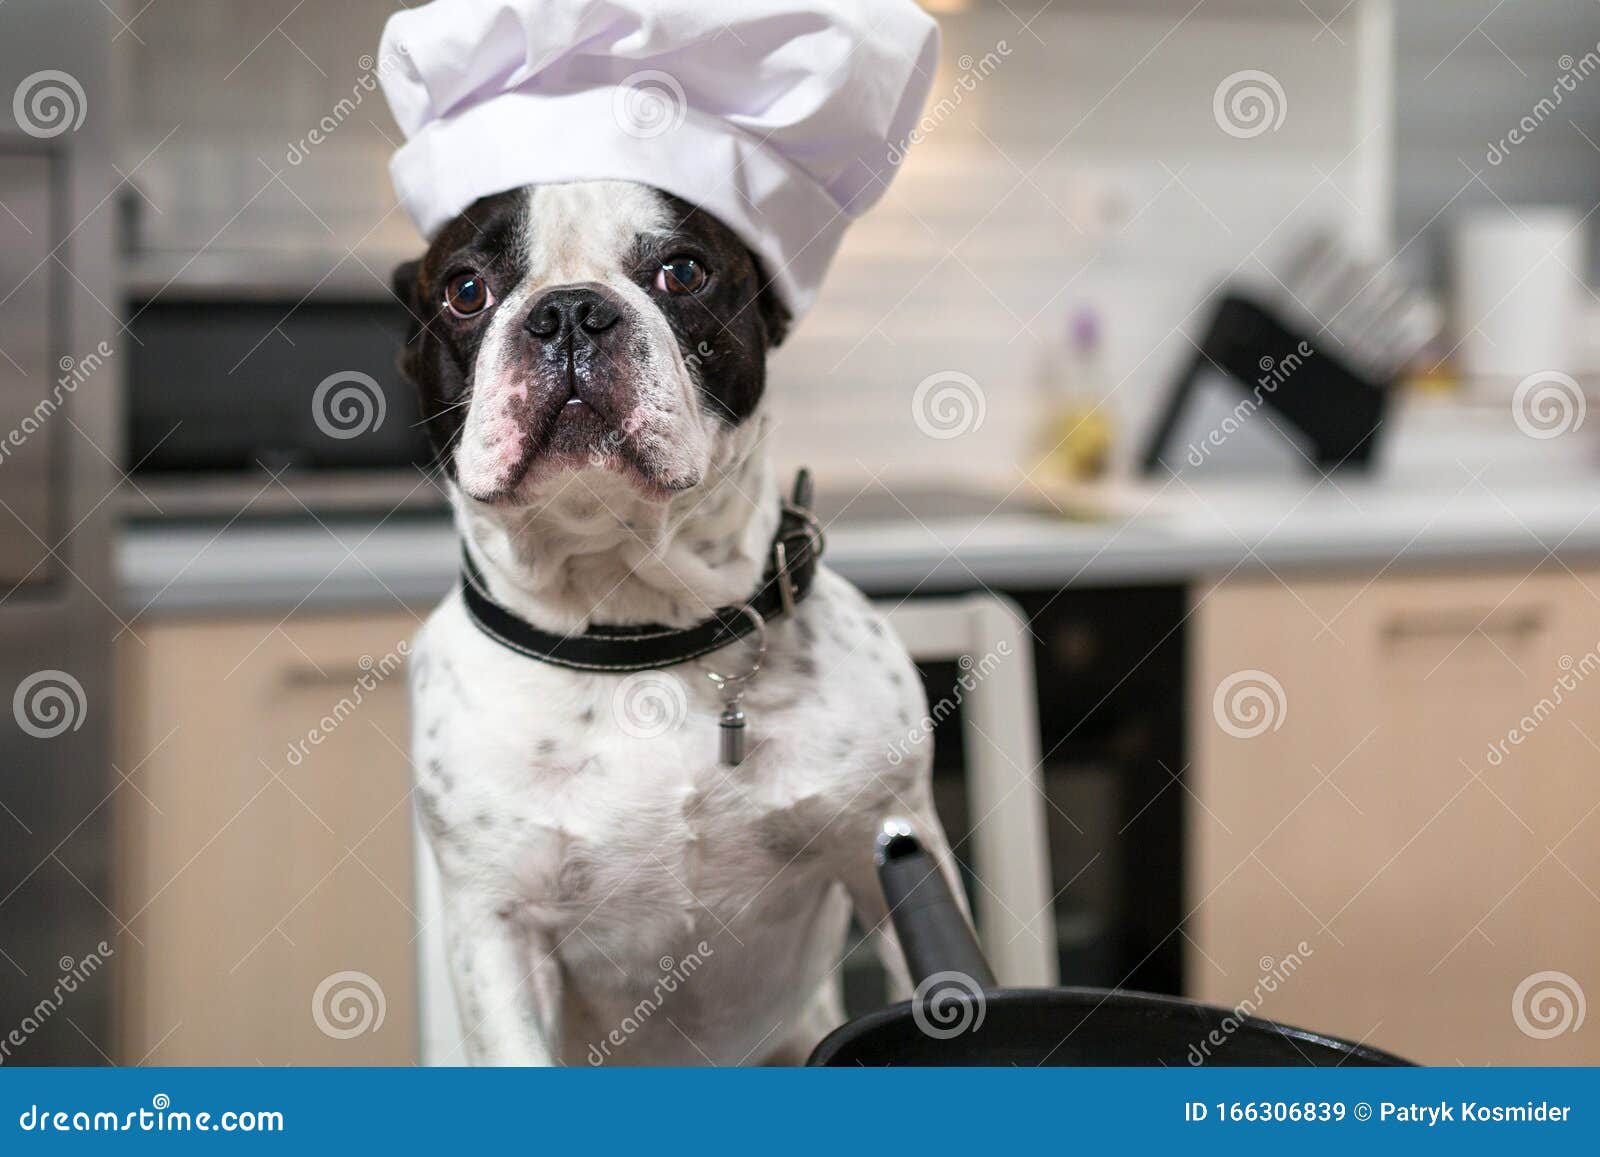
xmin=378 ymin=0 xmax=940 ymax=318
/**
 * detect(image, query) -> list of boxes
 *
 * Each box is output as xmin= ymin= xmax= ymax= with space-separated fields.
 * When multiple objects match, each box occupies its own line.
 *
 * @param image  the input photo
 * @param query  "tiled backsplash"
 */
xmin=119 ymin=0 xmax=418 ymax=267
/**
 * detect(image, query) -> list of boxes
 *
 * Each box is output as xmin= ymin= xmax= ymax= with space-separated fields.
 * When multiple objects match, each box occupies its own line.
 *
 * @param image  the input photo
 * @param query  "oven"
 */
xmin=123 ymin=294 xmax=436 ymax=520
xmin=841 ymin=584 xmax=1188 ymax=1014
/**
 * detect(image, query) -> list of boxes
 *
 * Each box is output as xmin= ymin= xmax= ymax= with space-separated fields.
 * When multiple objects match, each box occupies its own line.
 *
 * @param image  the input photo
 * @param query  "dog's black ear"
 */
xmin=391 ymin=258 xmax=422 ymax=312
xmin=757 ymin=278 xmax=792 ymax=349
xmin=391 ymin=258 xmax=424 ymax=382
xmin=741 ymin=245 xmax=792 ymax=349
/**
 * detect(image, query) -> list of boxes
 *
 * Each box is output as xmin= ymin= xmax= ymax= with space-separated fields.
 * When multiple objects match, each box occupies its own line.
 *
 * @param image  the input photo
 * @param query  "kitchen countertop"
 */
xmin=117 ymin=474 xmax=1600 ymax=615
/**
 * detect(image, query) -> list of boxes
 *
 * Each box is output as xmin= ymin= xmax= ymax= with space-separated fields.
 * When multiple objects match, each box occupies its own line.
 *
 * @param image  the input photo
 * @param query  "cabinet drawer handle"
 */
xmin=1380 ymin=607 xmax=1545 ymax=643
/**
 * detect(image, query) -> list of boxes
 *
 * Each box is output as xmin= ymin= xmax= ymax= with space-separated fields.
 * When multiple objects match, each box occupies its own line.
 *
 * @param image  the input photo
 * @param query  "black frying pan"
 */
xmin=808 ymin=821 xmax=1409 ymax=1066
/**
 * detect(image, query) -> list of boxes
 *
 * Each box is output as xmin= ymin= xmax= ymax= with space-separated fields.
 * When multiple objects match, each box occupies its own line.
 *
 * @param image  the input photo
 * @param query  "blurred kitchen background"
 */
xmin=4 ymin=0 xmax=1600 ymax=1067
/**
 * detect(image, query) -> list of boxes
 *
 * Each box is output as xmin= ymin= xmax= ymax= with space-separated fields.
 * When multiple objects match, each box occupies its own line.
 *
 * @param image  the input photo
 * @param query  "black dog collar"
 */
xmin=460 ymin=470 xmax=824 ymax=673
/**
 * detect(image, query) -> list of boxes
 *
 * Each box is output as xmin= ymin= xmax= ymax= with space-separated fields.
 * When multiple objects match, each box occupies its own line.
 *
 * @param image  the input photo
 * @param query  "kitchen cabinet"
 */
xmin=114 ymin=613 xmax=420 ymax=1065
xmin=1188 ymin=567 xmax=1600 ymax=1064
xmin=110 ymin=556 xmax=1600 ymax=1067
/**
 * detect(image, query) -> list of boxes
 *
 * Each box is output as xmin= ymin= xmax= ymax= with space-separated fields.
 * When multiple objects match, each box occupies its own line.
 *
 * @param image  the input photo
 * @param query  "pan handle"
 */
xmin=875 ymin=819 xmax=998 ymax=990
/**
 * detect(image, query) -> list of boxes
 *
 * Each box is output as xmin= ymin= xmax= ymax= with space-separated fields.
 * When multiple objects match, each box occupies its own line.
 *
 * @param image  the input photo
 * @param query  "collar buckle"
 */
xmin=773 ymin=540 xmax=797 ymax=617
xmin=771 ymin=469 xmax=824 ymax=620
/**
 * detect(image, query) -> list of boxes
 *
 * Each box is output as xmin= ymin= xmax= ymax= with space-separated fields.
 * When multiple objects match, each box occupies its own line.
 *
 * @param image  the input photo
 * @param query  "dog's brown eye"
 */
xmin=444 ymin=271 xmax=493 ymax=318
xmin=655 ymin=256 xmax=707 ymax=295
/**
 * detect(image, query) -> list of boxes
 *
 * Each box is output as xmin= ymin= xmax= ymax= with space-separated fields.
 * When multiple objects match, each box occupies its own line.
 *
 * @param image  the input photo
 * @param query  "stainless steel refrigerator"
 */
xmin=0 ymin=0 xmax=119 ymax=1064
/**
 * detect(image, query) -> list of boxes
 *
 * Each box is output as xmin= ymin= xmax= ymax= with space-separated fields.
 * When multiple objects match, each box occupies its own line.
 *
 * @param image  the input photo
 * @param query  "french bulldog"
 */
xmin=394 ymin=180 xmax=961 ymax=1065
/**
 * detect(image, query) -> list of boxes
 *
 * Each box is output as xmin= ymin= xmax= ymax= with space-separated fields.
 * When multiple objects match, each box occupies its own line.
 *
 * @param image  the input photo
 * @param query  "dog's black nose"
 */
xmin=525 ymin=286 xmax=621 ymax=342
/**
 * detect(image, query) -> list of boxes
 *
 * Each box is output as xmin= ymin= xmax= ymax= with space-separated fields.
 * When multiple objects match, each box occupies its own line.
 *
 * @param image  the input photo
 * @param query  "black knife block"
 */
xmin=1140 ymin=293 xmax=1390 ymax=474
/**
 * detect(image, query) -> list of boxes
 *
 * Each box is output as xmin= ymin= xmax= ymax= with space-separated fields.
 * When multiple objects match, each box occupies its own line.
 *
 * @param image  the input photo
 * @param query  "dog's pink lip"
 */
xmin=460 ymin=471 xmax=532 ymax=505
xmin=462 ymin=388 xmax=658 ymax=506
xmin=464 ymin=386 xmax=592 ymax=502
xmin=464 ymin=437 xmax=693 ymax=508
xmin=465 ymin=464 xmax=687 ymax=507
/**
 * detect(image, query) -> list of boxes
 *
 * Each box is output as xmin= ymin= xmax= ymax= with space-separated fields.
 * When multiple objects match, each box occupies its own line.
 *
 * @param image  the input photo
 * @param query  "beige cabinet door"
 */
xmin=115 ymin=613 xmax=420 ymax=1065
xmin=1189 ymin=568 xmax=1600 ymax=1065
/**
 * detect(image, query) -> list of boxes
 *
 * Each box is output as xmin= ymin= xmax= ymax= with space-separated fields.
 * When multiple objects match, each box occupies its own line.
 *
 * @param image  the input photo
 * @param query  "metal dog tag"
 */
xmin=707 ymin=606 xmax=767 ymax=767
xmin=719 ymin=700 xmax=747 ymax=765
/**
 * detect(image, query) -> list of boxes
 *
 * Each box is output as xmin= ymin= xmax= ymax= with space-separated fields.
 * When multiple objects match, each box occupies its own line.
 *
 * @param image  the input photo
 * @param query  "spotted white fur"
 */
xmin=411 ymin=181 xmax=956 ymax=1065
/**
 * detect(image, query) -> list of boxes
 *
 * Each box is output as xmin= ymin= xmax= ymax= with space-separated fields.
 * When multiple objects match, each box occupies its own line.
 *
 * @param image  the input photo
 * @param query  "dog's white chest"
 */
xmin=410 ymin=568 xmax=927 ymax=1063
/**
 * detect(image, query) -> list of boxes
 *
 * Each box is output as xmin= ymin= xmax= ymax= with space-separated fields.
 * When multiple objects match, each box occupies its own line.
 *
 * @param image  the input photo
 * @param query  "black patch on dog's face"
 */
xmin=391 ymin=186 xmax=790 ymax=479
xmin=392 ymin=191 xmax=528 ymax=470
xmin=638 ymin=193 xmax=789 ymax=424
